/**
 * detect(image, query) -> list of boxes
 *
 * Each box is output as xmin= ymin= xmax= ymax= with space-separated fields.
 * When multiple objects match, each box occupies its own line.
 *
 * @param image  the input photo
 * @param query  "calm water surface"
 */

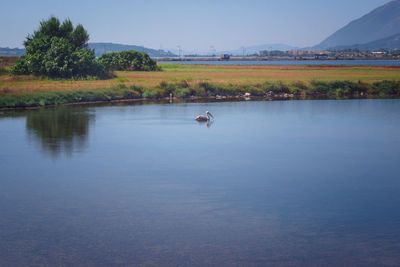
xmin=1 ymin=100 xmax=400 ymax=266
xmin=161 ymin=59 xmax=400 ymax=66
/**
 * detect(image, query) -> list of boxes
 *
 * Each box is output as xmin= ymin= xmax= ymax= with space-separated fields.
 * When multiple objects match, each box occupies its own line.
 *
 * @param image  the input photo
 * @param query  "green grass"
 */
xmin=158 ymin=63 xmax=186 ymax=69
xmin=0 ymin=66 xmax=8 ymax=76
xmin=1 ymin=80 xmax=399 ymax=109
xmin=2 ymin=64 xmax=400 ymax=92
xmin=0 ymin=84 xmax=142 ymax=108
xmin=1 ymin=64 xmax=400 ymax=108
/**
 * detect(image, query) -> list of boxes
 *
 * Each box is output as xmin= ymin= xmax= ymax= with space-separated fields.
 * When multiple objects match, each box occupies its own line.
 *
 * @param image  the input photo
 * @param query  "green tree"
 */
xmin=11 ymin=17 xmax=106 ymax=78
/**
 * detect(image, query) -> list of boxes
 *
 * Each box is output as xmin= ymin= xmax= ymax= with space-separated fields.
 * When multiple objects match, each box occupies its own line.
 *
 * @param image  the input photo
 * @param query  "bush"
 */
xmin=371 ymin=81 xmax=400 ymax=95
xmin=158 ymin=81 xmax=177 ymax=95
xmin=198 ymin=82 xmax=215 ymax=95
xmin=290 ymin=81 xmax=308 ymax=94
xmin=129 ymin=85 xmax=143 ymax=95
xmin=309 ymin=81 xmax=331 ymax=94
xmin=190 ymin=85 xmax=207 ymax=97
xmin=111 ymin=84 xmax=142 ymax=99
xmin=261 ymin=82 xmax=290 ymax=94
xmin=174 ymin=88 xmax=191 ymax=98
xmin=142 ymin=90 xmax=160 ymax=99
xmin=97 ymin=50 xmax=158 ymax=71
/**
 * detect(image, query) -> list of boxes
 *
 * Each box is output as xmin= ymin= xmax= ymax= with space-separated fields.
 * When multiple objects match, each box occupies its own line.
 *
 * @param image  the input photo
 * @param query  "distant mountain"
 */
xmin=315 ymin=0 xmax=400 ymax=49
xmin=0 ymin=43 xmax=176 ymax=58
xmin=166 ymin=44 xmax=297 ymax=56
xmin=330 ymin=33 xmax=400 ymax=51
xmin=88 ymin=43 xmax=175 ymax=57
xmin=220 ymin=44 xmax=297 ymax=55
xmin=0 ymin=47 xmax=25 ymax=56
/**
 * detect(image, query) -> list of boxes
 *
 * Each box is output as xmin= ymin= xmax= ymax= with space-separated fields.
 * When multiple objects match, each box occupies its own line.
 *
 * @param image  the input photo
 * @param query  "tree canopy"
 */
xmin=11 ymin=16 xmax=159 ymax=79
xmin=11 ymin=17 xmax=105 ymax=78
xmin=97 ymin=50 xmax=159 ymax=71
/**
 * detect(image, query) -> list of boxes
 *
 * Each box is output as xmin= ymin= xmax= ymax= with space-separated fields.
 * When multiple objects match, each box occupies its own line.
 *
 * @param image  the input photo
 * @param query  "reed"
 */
xmin=1 ymin=80 xmax=399 ymax=109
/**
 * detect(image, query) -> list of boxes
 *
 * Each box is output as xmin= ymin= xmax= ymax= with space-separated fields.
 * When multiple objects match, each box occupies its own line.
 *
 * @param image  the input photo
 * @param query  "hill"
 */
xmin=315 ymin=0 xmax=400 ymax=49
xmin=88 ymin=43 xmax=175 ymax=57
xmin=0 ymin=47 xmax=25 ymax=56
xmin=222 ymin=44 xmax=297 ymax=55
xmin=0 ymin=43 xmax=176 ymax=58
xmin=330 ymin=33 xmax=400 ymax=51
xmin=168 ymin=44 xmax=297 ymax=56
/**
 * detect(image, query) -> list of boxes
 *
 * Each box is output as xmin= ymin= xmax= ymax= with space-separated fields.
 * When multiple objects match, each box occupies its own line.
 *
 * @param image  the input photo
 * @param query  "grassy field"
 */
xmin=1 ymin=63 xmax=400 ymax=108
xmin=1 ymin=64 xmax=400 ymax=93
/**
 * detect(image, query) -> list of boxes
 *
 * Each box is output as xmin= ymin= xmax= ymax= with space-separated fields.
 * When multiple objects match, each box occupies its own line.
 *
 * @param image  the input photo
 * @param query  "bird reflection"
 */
xmin=26 ymin=106 xmax=94 ymax=158
xmin=197 ymin=119 xmax=214 ymax=128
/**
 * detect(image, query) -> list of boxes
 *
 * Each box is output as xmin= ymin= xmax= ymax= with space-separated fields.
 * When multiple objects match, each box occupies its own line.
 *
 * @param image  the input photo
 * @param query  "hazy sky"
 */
xmin=0 ymin=0 xmax=391 ymax=51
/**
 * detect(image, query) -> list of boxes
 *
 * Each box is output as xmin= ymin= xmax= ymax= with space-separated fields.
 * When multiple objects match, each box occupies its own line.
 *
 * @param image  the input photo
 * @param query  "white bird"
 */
xmin=195 ymin=111 xmax=214 ymax=122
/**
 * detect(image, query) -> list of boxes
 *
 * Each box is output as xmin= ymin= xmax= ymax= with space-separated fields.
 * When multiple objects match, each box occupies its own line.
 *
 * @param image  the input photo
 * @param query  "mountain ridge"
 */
xmin=0 ymin=43 xmax=176 ymax=57
xmin=221 ymin=44 xmax=298 ymax=55
xmin=168 ymin=44 xmax=298 ymax=56
xmin=88 ymin=43 xmax=175 ymax=57
xmin=0 ymin=47 xmax=25 ymax=56
xmin=315 ymin=0 xmax=400 ymax=49
xmin=329 ymin=33 xmax=400 ymax=51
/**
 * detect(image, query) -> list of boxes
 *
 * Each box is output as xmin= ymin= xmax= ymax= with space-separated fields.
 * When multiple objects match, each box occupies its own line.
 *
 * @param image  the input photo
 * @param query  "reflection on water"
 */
xmin=0 ymin=100 xmax=400 ymax=266
xmin=197 ymin=119 xmax=214 ymax=128
xmin=26 ymin=106 xmax=94 ymax=157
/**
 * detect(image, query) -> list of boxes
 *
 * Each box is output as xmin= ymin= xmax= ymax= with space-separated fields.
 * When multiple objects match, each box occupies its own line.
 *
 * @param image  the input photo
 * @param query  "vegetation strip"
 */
xmin=1 ymin=80 xmax=399 ymax=109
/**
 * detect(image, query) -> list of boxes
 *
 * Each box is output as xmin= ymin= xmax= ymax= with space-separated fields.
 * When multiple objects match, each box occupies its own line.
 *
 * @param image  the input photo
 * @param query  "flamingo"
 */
xmin=195 ymin=111 xmax=214 ymax=122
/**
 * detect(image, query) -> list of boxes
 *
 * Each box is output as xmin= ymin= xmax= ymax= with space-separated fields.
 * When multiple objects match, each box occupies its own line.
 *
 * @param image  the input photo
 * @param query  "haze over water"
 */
xmin=1 ymin=99 xmax=400 ymax=266
xmin=162 ymin=59 xmax=400 ymax=66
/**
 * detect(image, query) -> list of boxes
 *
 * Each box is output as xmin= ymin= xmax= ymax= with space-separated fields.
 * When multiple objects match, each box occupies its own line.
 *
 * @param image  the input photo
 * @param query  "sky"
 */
xmin=0 ymin=0 xmax=392 ymax=52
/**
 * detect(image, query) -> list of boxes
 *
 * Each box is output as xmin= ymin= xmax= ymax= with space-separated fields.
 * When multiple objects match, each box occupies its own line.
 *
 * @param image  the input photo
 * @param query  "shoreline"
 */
xmin=1 ymin=64 xmax=399 ymax=110
xmin=1 ymin=93 xmax=399 ymax=111
xmin=157 ymin=57 xmax=400 ymax=62
xmin=1 ymin=80 xmax=399 ymax=110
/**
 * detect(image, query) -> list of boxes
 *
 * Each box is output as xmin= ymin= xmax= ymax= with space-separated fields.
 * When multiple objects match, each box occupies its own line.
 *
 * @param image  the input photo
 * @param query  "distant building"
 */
xmin=220 ymin=54 xmax=230 ymax=60
xmin=315 ymin=54 xmax=329 ymax=59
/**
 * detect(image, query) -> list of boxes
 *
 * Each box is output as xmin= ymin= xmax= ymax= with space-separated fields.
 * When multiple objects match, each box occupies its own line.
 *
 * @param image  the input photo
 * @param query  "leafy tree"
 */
xmin=97 ymin=50 xmax=159 ymax=71
xmin=11 ymin=17 xmax=106 ymax=78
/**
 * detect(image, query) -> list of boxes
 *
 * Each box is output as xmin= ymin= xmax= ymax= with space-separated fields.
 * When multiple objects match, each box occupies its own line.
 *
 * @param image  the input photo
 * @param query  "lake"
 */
xmin=1 ymin=99 xmax=400 ymax=266
xmin=160 ymin=59 xmax=400 ymax=66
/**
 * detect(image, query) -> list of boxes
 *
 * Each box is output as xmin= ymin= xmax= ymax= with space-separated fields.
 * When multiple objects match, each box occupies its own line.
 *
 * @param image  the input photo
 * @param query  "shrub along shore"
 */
xmin=1 ymin=79 xmax=399 ymax=109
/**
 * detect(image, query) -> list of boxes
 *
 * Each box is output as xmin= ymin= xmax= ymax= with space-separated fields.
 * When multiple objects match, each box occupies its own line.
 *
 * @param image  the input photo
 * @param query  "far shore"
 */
xmin=156 ymin=57 xmax=400 ymax=62
xmin=1 ymin=64 xmax=399 ymax=109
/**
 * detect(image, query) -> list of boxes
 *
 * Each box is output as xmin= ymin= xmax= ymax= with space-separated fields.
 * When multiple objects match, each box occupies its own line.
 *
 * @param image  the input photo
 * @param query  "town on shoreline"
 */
xmin=157 ymin=49 xmax=400 ymax=61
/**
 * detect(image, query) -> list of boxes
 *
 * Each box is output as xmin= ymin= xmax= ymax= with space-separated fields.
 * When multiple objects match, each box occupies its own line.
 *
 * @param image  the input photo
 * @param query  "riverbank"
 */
xmin=157 ymin=57 xmax=400 ymax=62
xmin=1 ymin=64 xmax=399 ymax=109
xmin=1 ymin=80 xmax=399 ymax=110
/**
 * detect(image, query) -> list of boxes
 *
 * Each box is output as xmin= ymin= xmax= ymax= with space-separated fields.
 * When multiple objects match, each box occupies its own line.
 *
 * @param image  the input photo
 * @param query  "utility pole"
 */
xmin=210 ymin=45 xmax=216 ymax=57
xmin=177 ymin=45 xmax=182 ymax=58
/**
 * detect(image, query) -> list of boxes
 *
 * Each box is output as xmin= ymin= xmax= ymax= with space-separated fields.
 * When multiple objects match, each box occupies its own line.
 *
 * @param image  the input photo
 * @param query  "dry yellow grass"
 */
xmin=1 ymin=64 xmax=400 ymax=94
